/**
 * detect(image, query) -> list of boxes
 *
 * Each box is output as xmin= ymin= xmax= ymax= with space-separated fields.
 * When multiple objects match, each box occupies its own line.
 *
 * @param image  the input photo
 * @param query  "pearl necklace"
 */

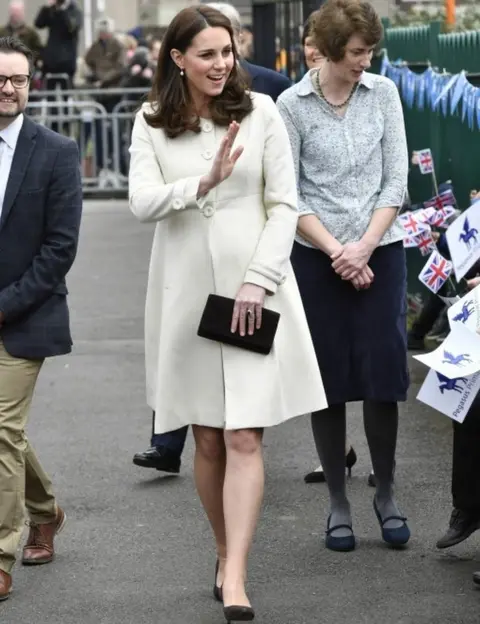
xmin=315 ymin=69 xmax=358 ymax=110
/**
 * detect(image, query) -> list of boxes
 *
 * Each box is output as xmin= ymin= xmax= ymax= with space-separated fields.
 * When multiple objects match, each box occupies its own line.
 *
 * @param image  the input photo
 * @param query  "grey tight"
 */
xmin=311 ymin=401 xmax=402 ymax=536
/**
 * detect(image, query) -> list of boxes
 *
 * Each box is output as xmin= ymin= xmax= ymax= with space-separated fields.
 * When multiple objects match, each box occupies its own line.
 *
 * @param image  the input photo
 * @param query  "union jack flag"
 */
xmin=418 ymin=251 xmax=453 ymax=294
xmin=398 ymin=212 xmax=429 ymax=236
xmin=403 ymin=236 xmax=418 ymax=248
xmin=417 ymin=149 xmax=434 ymax=174
xmin=424 ymin=190 xmax=457 ymax=211
xmin=436 ymin=205 xmax=457 ymax=228
xmin=413 ymin=231 xmax=436 ymax=256
xmin=417 ymin=207 xmax=436 ymax=224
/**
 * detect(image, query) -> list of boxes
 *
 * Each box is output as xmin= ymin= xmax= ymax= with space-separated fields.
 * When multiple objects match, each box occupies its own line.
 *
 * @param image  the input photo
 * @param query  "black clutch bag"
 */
xmin=197 ymin=294 xmax=280 ymax=355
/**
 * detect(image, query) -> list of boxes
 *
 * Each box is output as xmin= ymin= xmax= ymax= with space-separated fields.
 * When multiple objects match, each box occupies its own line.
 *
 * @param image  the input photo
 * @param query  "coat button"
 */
xmin=203 ymin=204 xmax=215 ymax=218
xmin=172 ymin=198 xmax=184 ymax=210
xmin=202 ymin=150 xmax=213 ymax=160
xmin=202 ymin=121 xmax=213 ymax=132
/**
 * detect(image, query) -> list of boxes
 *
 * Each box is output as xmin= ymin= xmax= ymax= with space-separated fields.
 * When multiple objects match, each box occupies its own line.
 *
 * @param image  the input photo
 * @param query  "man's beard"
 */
xmin=0 ymin=104 xmax=24 ymax=119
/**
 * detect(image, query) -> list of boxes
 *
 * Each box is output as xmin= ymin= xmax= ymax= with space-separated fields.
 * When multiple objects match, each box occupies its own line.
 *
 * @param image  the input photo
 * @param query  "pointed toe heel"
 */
xmin=373 ymin=499 xmax=410 ymax=547
xmin=346 ymin=446 xmax=357 ymax=477
xmin=223 ymin=606 xmax=255 ymax=622
xmin=213 ymin=559 xmax=223 ymax=602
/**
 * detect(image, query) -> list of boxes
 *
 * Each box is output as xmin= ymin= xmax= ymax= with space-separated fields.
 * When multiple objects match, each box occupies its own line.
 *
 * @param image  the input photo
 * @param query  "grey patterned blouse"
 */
xmin=277 ymin=70 xmax=408 ymax=248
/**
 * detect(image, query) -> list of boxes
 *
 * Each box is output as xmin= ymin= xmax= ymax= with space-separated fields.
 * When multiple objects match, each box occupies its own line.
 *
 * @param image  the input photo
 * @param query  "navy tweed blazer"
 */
xmin=0 ymin=116 xmax=82 ymax=359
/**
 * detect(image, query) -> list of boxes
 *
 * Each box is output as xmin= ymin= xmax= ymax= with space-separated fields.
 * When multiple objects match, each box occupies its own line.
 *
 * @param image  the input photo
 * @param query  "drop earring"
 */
xmin=180 ymin=69 xmax=185 ymax=76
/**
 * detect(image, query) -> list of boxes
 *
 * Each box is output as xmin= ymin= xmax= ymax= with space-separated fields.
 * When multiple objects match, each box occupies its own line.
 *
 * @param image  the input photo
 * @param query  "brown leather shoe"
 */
xmin=0 ymin=570 xmax=12 ymax=601
xmin=22 ymin=506 xmax=67 ymax=566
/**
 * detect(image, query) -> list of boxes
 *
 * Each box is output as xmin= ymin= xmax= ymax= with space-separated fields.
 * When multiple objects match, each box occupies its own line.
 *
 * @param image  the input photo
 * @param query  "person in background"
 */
xmin=0 ymin=36 xmax=82 ymax=601
xmin=435 ymin=274 xmax=480 ymax=590
xmin=122 ymin=44 xmax=154 ymax=91
xmin=301 ymin=10 xmax=323 ymax=73
xmin=238 ymin=25 xmax=253 ymax=61
xmin=0 ymin=1 xmax=43 ymax=65
xmin=34 ymin=0 xmax=82 ymax=89
xmin=116 ymin=33 xmax=138 ymax=62
xmin=132 ymin=1 xmax=292 ymax=475
xmin=84 ymin=17 xmax=125 ymax=171
xmin=149 ymin=38 xmax=162 ymax=64
xmin=85 ymin=17 xmax=125 ymax=96
xmin=278 ymin=0 xmax=410 ymax=552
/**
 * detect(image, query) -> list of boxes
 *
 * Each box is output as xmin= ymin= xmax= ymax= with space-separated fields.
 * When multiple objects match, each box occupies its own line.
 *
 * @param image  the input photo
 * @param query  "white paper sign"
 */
xmin=445 ymin=203 xmax=480 ymax=281
xmin=447 ymin=283 xmax=480 ymax=332
xmin=414 ymin=322 xmax=480 ymax=378
xmin=417 ymin=368 xmax=480 ymax=423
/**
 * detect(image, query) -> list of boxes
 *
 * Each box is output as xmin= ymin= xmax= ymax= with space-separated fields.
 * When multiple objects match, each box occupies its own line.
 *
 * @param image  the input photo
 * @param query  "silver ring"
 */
xmin=247 ymin=309 xmax=254 ymax=317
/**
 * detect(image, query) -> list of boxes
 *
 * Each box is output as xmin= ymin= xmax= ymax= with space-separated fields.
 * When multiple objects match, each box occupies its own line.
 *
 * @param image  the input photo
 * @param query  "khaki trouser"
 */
xmin=0 ymin=339 xmax=56 ymax=574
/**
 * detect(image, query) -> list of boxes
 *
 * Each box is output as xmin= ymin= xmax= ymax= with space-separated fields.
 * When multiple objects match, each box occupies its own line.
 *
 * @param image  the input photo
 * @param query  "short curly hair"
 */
xmin=312 ymin=0 xmax=383 ymax=63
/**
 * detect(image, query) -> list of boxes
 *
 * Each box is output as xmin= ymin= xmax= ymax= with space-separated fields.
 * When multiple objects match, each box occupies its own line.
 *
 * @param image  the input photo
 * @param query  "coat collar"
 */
xmin=297 ymin=68 xmax=375 ymax=97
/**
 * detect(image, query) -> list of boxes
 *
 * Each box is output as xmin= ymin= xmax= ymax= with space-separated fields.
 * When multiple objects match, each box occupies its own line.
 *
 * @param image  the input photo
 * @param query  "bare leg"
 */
xmin=222 ymin=428 xmax=264 ymax=609
xmin=192 ymin=426 xmax=227 ymax=584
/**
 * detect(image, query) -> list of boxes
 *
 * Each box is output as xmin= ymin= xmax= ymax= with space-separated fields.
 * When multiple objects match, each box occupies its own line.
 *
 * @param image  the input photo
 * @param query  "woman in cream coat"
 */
xmin=128 ymin=6 xmax=326 ymax=621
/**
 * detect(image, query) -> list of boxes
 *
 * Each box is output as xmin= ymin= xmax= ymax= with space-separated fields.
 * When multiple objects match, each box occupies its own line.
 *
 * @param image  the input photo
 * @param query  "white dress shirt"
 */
xmin=0 ymin=114 xmax=25 ymax=220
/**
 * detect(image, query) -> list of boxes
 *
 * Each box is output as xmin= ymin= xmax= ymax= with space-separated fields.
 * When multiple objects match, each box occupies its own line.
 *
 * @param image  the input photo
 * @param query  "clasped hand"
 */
xmin=331 ymin=241 xmax=375 ymax=290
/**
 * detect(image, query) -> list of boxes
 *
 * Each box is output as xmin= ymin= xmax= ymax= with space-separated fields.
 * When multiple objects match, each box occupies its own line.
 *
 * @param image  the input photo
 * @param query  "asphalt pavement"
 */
xmin=2 ymin=200 xmax=479 ymax=624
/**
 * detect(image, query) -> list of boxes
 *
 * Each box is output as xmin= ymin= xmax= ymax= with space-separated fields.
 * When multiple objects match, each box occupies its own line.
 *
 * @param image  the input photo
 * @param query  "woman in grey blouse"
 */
xmin=278 ymin=0 xmax=410 ymax=552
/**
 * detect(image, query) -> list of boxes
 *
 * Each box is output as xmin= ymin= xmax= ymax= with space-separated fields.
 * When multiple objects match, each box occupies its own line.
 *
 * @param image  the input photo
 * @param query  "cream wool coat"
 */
xmin=129 ymin=92 xmax=327 ymax=433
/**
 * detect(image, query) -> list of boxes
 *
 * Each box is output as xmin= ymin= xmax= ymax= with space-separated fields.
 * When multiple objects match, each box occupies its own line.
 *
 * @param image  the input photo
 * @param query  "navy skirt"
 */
xmin=291 ymin=241 xmax=409 ymax=405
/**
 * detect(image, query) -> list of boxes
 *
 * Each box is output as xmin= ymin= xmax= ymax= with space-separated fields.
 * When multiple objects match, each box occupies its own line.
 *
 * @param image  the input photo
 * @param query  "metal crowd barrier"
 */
xmin=27 ymin=87 xmax=150 ymax=196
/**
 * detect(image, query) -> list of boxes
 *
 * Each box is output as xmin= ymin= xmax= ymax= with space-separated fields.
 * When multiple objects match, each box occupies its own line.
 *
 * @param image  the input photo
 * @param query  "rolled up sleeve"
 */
xmin=244 ymin=97 xmax=299 ymax=295
xmin=373 ymin=80 xmax=408 ymax=211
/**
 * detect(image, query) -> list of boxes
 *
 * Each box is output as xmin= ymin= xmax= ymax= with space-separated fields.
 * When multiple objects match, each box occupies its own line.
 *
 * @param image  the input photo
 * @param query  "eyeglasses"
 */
xmin=0 ymin=75 xmax=30 ymax=89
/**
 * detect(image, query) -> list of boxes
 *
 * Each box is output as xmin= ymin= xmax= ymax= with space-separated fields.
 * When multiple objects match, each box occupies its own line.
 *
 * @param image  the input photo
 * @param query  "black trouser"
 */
xmin=452 ymin=402 xmax=480 ymax=514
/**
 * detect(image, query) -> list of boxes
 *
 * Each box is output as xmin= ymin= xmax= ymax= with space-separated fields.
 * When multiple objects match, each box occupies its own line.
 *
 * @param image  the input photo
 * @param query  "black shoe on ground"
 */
xmin=436 ymin=509 xmax=480 ymax=549
xmin=132 ymin=446 xmax=181 ymax=473
xmin=473 ymin=571 xmax=480 ymax=586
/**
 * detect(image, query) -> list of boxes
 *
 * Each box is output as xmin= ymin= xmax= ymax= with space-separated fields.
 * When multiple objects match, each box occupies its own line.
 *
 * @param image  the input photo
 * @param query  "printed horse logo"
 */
xmin=436 ymin=372 xmax=467 ymax=394
xmin=442 ymin=350 xmax=473 ymax=366
xmin=459 ymin=217 xmax=479 ymax=250
xmin=452 ymin=300 xmax=475 ymax=323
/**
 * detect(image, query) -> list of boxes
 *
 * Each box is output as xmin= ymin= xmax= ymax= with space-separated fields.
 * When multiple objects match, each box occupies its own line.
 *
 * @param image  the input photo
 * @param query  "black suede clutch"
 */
xmin=197 ymin=294 xmax=280 ymax=355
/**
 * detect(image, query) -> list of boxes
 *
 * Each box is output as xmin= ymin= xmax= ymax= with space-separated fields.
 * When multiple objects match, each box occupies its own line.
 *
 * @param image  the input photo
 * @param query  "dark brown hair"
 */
xmin=144 ymin=5 xmax=252 ymax=138
xmin=312 ymin=0 xmax=383 ymax=62
xmin=0 ymin=36 xmax=35 ymax=74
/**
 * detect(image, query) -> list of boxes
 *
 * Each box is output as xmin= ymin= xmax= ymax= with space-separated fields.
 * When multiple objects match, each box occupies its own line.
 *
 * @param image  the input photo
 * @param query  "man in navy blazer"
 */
xmin=132 ymin=2 xmax=292 ymax=474
xmin=0 ymin=37 xmax=82 ymax=601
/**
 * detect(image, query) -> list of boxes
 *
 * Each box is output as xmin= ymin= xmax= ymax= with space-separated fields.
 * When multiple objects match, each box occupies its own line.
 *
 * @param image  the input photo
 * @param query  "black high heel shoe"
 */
xmin=304 ymin=446 xmax=357 ymax=483
xmin=223 ymin=605 xmax=255 ymax=622
xmin=345 ymin=447 xmax=357 ymax=477
xmin=213 ymin=559 xmax=223 ymax=603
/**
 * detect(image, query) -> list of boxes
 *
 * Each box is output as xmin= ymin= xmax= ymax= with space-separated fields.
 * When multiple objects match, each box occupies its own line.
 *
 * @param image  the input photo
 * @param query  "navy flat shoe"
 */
xmin=325 ymin=514 xmax=356 ymax=552
xmin=373 ymin=499 xmax=410 ymax=547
